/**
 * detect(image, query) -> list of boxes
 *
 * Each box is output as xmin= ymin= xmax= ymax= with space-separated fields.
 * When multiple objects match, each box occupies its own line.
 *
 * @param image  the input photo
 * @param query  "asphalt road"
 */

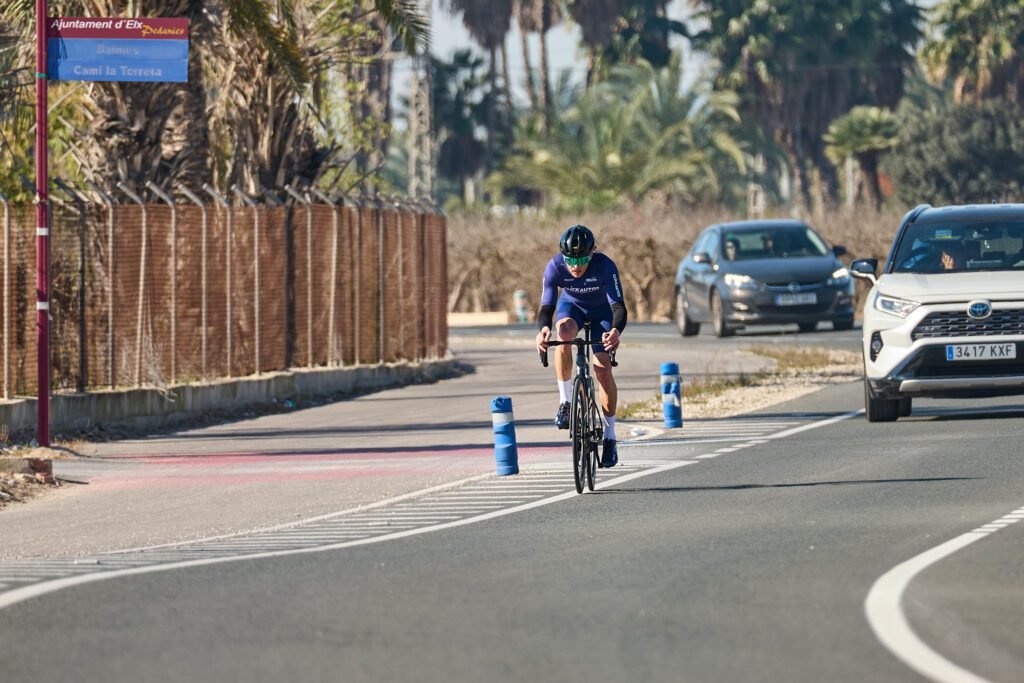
xmin=1 ymin=323 xmax=1022 ymax=683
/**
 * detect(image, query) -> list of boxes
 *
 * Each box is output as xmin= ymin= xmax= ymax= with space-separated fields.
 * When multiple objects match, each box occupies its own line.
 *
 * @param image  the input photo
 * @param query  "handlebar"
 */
xmin=539 ymin=339 xmax=618 ymax=368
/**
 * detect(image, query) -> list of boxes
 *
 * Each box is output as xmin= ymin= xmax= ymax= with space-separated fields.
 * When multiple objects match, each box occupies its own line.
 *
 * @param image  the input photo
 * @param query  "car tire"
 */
xmin=898 ymin=396 xmax=912 ymax=417
xmin=798 ymin=322 xmax=817 ymax=333
xmin=676 ymin=290 xmax=701 ymax=337
xmin=864 ymin=378 xmax=900 ymax=422
xmin=710 ymin=289 xmax=734 ymax=338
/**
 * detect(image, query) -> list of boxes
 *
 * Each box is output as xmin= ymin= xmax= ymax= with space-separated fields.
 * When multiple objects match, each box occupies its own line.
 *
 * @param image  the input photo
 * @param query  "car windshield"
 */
xmin=721 ymin=226 xmax=829 ymax=261
xmin=891 ymin=221 xmax=1024 ymax=274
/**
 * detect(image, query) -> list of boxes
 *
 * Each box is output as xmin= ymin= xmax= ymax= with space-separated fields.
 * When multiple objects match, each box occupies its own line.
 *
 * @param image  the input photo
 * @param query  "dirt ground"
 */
xmin=0 ymin=448 xmax=76 ymax=510
xmin=668 ymin=350 xmax=863 ymax=420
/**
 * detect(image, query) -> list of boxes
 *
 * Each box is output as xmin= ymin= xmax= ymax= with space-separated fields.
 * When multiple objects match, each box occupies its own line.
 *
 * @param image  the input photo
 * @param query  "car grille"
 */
xmin=761 ymin=302 xmax=832 ymax=315
xmin=764 ymin=281 xmax=822 ymax=290
xmin=911 ymin=308 xmax=1024 ymax=341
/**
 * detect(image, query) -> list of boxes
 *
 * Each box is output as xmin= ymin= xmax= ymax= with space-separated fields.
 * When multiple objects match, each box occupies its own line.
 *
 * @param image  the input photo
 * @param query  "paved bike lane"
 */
xmin=0 ymin=328 xmax=775 ymax=560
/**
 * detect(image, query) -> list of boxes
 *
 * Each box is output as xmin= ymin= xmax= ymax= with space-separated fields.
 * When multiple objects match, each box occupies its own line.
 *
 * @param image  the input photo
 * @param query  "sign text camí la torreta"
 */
xmin=47 ymin=17 xmax=189 ymax=83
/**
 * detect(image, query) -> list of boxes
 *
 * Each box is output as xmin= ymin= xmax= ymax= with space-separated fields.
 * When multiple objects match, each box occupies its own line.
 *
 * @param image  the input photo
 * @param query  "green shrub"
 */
xmin=890 ymin=101 xmax=1024 ymax=205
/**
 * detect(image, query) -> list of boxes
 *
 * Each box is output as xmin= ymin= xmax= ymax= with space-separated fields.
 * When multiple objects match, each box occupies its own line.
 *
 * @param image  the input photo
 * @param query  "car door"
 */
xmin=683 ymin=229 xmax=717 ymax=320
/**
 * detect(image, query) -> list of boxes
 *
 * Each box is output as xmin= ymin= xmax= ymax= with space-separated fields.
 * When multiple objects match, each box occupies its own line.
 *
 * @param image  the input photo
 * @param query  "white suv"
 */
xmin=851 ymin=203 xmax=1024 ymax=421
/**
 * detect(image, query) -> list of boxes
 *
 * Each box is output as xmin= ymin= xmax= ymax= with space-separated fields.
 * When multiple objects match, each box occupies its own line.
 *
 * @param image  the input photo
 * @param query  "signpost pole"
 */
xmin=35 ymin=0 xmax=50 ymax=446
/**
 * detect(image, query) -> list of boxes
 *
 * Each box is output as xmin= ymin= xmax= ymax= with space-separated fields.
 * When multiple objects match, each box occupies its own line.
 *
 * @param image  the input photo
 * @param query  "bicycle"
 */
xmin=540 ymin=321 xmax=617 ymax=494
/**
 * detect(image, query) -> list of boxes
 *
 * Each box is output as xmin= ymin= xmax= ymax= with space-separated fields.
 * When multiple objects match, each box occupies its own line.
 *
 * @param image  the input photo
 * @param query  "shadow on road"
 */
xmin=595 ymin=476 xmax=980 ymax=494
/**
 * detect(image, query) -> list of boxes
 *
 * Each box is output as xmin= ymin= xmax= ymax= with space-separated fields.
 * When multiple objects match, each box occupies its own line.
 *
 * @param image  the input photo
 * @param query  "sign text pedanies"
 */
xmin=47 ymin=17 xmax=189 ymax=83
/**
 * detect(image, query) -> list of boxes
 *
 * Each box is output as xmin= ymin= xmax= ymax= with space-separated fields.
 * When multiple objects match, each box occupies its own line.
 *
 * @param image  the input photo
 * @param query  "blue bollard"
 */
xmin=491 ymin=396 xmax=520 ymax=475
xmin=660 ymin=362 xmax=683 ymax=429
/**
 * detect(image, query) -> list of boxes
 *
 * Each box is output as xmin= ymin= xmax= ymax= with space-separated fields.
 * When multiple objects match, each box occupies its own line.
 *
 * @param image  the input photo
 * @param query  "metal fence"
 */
xmin=0 ymin=196 xmax=448 ymax=397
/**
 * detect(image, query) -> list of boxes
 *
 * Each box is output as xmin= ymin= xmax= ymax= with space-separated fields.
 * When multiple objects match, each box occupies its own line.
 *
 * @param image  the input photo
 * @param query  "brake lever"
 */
xmin=539 ymin=349 xmax=548 ymax=367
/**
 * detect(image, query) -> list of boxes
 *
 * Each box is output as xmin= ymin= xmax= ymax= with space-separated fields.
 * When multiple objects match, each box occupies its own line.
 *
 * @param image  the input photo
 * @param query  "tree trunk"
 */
xmin=786 ymin=131 xmax=814 ymax=212
xmin=486 ymin=46 xmax=498 ymax=175
xmin=812 ymin=141 xmax=840 ymax=211
xmin=500 ymin=40 xmax=514 ymax=123
xmin=539 ymin=27 xmax=554 ymax=133
xmin=860 ymin=153 xmax=883 ymax=212
xmin=519 ymin=24 xmax=539 ymax=111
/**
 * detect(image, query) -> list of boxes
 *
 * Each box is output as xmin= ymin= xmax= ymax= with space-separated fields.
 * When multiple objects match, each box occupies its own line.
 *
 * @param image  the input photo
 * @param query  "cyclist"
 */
xmin=535 ymin=224 xmax=627 ymax=468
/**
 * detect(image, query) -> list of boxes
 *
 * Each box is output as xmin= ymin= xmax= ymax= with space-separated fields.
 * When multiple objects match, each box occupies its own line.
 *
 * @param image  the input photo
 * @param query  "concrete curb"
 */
xmin=0 ymin=358 xmax=468 ymax=438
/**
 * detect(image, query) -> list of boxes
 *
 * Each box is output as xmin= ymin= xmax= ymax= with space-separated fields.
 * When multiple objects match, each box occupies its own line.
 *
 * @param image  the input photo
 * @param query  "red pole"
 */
xmin=35 ymin=0 xmax=50 ymax=446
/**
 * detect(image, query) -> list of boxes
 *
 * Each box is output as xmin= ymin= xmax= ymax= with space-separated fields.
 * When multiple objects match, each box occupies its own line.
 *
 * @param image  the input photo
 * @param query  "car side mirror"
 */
xmin=693 ymin=252 xmax=711 ymax=265
xmin=832 ymin=245 xmax=848 ymax=257
xmin=850 ymin=258 xmax=878 ymax=285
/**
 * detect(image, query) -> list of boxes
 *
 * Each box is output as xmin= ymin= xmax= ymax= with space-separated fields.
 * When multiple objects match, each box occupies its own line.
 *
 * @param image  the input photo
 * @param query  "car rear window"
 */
xmin=891 ymin=221 xmax=1024 ymax=273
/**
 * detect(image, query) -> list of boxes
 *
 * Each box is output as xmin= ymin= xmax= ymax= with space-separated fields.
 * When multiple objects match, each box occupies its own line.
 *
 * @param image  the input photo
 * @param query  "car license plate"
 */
xmin=945 ymin=343 xmax=1017 ymax=361
xmin=775 ymin=292 xmax=816 ymax=306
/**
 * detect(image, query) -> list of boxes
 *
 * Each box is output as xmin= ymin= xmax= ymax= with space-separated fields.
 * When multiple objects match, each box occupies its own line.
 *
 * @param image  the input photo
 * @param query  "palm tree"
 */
xmin=922 ymin=0 xmax=1024 ymax=105
xmin=692 ymin=0 xmax=921 ymax=211
xmin=431 ymin=50 xmax=488 ymax=205
xmin=567 ymin=0 xmax=626 ymax=85
xmin=2 ymin=0 xmax=429 ymax=196
xmin=443 ymin=0 xmax=515 ymax=178
xmin=515 ymin=0 xmax=542 ymax=112
xmin=824 ymin=106 xmax=899 ymax=211
xmin=516 ymin=0 xmax=564 ymax=132
xmin=490 ymin=55 xmax=746 ymax=211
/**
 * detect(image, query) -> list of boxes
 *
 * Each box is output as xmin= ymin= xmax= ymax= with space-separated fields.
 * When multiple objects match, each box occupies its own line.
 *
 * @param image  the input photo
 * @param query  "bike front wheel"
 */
xmin=571 ymin=379 xmax=588 ymax=494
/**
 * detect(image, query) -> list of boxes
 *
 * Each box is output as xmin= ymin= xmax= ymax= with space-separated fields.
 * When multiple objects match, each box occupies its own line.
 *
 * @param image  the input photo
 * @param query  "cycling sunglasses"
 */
xmin=562 ymin=254 xmax=591 ymax=268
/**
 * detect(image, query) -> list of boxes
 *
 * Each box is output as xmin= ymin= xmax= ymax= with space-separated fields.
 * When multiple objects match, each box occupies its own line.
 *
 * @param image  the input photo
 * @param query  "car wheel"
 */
xmin=864 ymin=378 xmax=899 ymax=422
xmin=798 ymin=322 xmax=817 ymax=333
xmin=710 ymin=289 xmax=734 ymax=338
xmin=898 ymin=396 xmax=912 ymax=417
xmin=676 ymin=290 xmax=701 ymax=337
xmin=832 ymin=317 xmax=854 ymax=331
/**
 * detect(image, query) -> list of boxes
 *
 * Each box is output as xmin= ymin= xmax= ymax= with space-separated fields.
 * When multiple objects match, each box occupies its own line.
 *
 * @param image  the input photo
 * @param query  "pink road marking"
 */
xmin=83 ymin=445 xmax=571 ymax=490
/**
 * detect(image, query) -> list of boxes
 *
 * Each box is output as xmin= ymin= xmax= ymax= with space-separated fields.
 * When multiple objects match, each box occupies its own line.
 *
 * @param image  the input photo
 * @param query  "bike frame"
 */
xmin=540 ymin=321 xmax=615 ymax=492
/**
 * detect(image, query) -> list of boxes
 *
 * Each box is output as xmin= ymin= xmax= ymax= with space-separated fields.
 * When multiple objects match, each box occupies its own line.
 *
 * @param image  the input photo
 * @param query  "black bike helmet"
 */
xmin=559 ymin=224 xmax=596 ymax=258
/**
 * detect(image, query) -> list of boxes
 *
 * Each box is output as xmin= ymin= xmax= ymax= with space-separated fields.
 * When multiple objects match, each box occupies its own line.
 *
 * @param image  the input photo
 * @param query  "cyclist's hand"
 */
xmin=536 ymin=327 xmax=551 ymax=353
xmin=602 ymin=329 xmax=620 ymax=353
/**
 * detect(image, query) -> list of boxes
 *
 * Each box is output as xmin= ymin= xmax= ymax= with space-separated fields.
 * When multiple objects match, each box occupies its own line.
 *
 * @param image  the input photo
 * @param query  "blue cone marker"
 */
xmin=660 ymin=362 xmax=683 ymax=429
xmin=491 ymin=396 xmax=519 ymax=475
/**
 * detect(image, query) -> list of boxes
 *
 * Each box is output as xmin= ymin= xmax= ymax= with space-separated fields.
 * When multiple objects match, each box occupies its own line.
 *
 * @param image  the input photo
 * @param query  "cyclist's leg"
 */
xmin=588 ymin=306 xmax=617 ymax=417
xmin=552 ymin=299 xmax=584 ymax=428
xmin=592 ymin=351 xmax=617 ymax=417
xmin=589 ymin=308 xmax=619 ymax=467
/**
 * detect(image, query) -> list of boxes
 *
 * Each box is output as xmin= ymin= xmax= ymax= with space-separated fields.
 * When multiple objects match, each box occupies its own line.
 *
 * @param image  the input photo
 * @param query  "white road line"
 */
xmin=0 ymin=459 xmax=696 ymax=610
xmin=766 ymin=410 xmax=862 ymax=439
xmin=255 ymin=533 xmax=377 ymax=540
xmin=865 ymin=504 xmax=1024 ymax=683
xmin=714 ymin=447 xmax=740 ymax=453
xmin=91 ymin=471 xmax=496 ymax=555
xmin=395 ymin=505 xmax=500 ymax=511
xmin=0 ymin=412 xmax=857 ymax=610
xmin=695 ymin=454 xmax=719 ymax=459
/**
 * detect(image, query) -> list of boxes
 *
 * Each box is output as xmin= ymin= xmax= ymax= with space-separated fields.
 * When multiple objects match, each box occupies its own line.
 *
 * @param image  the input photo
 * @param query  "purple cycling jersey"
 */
xmin=539 ymin=252 xmax=624 ymax=309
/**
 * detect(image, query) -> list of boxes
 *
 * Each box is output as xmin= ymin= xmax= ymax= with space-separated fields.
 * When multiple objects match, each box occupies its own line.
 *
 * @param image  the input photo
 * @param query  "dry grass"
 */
xmin=619 ymin=345 xmax=863 ymax=421
xmin=749 ymin=345 xmax=834 ymax=372
xmin=447 ymin=202 xmax=904 ymax=321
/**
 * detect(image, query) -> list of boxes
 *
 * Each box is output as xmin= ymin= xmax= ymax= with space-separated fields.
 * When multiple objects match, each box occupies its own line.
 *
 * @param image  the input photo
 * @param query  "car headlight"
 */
xmin=723 ymin=273 xmax=760 ymax=290
xmin=874 ymin=293 xmax=920 ymax=318
xmin=827 ymin=267 xmax=850 ymax=286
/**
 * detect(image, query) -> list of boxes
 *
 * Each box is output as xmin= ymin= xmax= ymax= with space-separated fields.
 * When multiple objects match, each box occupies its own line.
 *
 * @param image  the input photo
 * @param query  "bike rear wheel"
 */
xmin=571 ymin=379 xmax=588 ymax=494
xmin=585 ymin=388 xmax=601 ymax=491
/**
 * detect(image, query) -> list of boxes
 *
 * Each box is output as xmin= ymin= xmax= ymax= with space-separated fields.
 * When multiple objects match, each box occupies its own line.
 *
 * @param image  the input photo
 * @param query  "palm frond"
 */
xmin=369 ymin=0 xmax=430 ymax=55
